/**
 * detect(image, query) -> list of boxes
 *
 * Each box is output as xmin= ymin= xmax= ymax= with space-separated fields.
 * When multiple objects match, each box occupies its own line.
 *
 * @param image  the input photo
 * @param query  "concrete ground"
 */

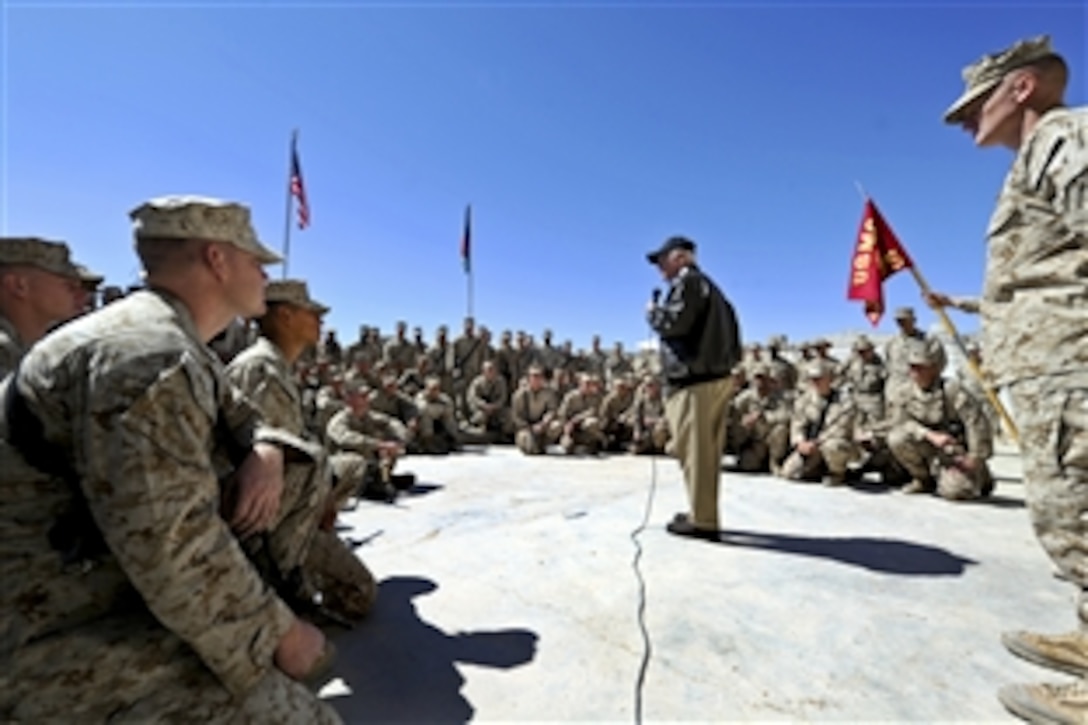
xmin=317 ymin=443 xmax=1074 ymax=723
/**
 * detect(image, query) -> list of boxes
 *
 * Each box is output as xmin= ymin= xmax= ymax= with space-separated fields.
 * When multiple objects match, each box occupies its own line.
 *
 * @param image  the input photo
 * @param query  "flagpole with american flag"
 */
xmin=282 ymin=128 xmax=310 ymax=278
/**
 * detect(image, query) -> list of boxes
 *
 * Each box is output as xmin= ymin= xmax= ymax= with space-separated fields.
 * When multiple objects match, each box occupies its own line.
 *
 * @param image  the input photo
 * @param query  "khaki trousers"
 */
xmin=664 ymin=377 xmax=735 ymax=530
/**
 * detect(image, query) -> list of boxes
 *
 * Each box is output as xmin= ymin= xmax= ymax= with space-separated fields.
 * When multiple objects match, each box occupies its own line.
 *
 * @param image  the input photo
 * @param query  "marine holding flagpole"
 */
xmin=645 ymin=235 xmax=742 ymax=541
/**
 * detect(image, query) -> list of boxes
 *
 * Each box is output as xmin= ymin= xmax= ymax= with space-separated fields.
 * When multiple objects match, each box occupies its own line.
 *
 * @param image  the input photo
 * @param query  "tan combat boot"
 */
xmin=1003 ymin=631 xmax=1088 ymax=677
xmin=998 ymin=679 xmax=1088 ymax=724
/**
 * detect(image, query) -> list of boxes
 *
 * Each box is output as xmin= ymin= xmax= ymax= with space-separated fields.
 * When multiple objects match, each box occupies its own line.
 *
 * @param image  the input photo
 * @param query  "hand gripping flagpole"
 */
xmin=853 ymin=182 xmax=1020 ymax=445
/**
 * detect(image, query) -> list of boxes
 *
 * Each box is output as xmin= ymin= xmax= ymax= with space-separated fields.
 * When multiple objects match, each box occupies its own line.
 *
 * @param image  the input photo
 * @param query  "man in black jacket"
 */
xmin=647 ymin=236 xmax=742 ymax=540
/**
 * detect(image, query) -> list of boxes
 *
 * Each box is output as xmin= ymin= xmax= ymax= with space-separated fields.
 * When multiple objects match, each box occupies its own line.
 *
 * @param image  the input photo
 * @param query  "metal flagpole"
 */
xmin=854 ymin=182 xmax=1020 ymax=444
xmin=282 ymin=128 xmax=297 ymax=279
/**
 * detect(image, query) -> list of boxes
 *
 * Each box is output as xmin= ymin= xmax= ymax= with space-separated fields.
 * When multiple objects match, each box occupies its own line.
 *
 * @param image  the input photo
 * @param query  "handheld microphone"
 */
xmin=651 ymin=288 xmax=662 ymax=305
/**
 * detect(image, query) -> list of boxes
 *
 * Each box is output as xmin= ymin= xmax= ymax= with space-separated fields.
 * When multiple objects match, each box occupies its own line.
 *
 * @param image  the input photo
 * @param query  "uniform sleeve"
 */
xmin=466 ymin=377 xmax=486 ymax=411
xmin=326 ymin=409 xmax=379 ymax=456
xmin=227 ymin=360 xmax=300 ymax=434
xmin=951 ymin=296 xmax=982 ymax=313
xmin=90 ymin=358 xmax=294 ymax=697
xmin=951 ymin=382 xmax=994 ymax=460
xmin=510 ymin=389 xmax=530 ymax=428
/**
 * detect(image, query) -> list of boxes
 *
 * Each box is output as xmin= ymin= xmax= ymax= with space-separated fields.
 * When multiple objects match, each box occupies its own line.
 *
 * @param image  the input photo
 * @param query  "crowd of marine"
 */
xmin=198 ymin=290 xmax=1002 ymax=505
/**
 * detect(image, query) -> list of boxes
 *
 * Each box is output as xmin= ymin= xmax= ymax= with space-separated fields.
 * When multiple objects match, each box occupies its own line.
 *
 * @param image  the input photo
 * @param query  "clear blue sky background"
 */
xmin=3 ymin=0 xmax=1085 ymax=349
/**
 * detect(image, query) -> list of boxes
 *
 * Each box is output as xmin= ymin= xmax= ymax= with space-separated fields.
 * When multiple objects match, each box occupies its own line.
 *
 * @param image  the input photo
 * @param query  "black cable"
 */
xmin=631 ymin=305 xmax=661 ymax=724
xmin=630 ymin=452 xmax=657 ymax=724
xmin=631 ymin=448 xmax=652 ymax=718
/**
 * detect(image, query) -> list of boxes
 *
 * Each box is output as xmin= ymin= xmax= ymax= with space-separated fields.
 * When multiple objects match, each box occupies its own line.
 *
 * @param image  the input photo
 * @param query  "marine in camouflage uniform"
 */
xmin=883 ymin=306 xmax=946 ymax=420
xmin=886 ymin=341 xmax=994 ymax=499
xmin=510 ymin=365 xmax=560 ymax=455
xmin=599 ymin=375 xmax=637 ymax=451
xmin=557 ymin=373 xmax=608 ymax=454
xmin=842 ymin=335 xmax=887 ymax=428
xmin=465 ymin=361 xmax=515 ymax=443
xmin=728 ymin=364 xmax=792 ymax=474
xmin=628 ymin=376 xmax=670 ymax=455
xmin=0 ymin=237 xmax=84 ymax=379
xmin=325 ymin=382 xmax=415 ymax=502
xmin=413 ymin=376 xmax=463 ymax=454
xmin=0 ymin=197 xmax=340 ymax=722
xmin=934 ymin=36 xmax=1088 ymax=719
xmin=225 ymin=279 xmax=377 ymax=622
xmin=779 ymin=359 xmax=858 ymax=485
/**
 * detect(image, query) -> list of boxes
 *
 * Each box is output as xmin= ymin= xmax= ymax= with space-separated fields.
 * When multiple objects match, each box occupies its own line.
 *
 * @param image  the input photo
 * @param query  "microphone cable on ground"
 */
xmin=630 ymin=451 xmax=658 ymax=724
xmin=631 ymin=304 xmax=662 ymax=724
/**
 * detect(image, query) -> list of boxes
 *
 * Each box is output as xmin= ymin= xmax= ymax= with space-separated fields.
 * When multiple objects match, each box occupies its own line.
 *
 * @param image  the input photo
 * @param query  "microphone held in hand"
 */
xmin=651 ymin=288 xmax=662 ymax=305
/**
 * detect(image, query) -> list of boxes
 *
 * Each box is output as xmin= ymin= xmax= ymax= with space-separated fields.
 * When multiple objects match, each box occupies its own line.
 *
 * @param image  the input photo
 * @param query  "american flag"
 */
xmin=290 ymin=135 xmax=310 ymax=229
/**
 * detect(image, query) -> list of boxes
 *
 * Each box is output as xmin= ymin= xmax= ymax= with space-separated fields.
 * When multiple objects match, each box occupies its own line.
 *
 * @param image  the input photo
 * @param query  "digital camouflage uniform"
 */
xmin=780 ymin=361 xmax=858 ymax=483
xmin=1 ymin=286 xmax=339 ymax=723
xmin=886 ymin=345 xmax=994 ymax=500
xmin=226 ymin=280 xmax=376 ymax=616
xmin=511 ymin=382 xmax=560 ymax=454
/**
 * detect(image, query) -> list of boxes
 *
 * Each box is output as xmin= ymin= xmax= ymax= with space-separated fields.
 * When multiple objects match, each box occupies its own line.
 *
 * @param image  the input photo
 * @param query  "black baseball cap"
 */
xmin=646 ymin=235 xmax=696 ymax=264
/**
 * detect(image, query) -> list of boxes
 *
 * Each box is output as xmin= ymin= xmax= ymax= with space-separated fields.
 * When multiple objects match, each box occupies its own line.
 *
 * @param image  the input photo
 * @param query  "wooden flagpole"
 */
xmin=854 ymin=182 xmax=1020 ymax=444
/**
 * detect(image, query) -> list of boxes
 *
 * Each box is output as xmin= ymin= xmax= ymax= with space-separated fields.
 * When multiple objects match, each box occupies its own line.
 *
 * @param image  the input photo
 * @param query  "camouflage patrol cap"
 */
xmin=343 ymin=379 xmax=371 ymax=397
xmin=813 ymin=338 xmax=832 ymax=349
xmin=0 ymin=237 xmax=80 ymax=279
xmin=944 ymin=35 xmax=1060 ymax=124
xmin=907 ymin=341 xmax=939 ymax=367
xmin=751 ymin=363 xmax=772 ymax=378
xmin=805 ymin=359 xmax=835 ymax=379
xmin=527 ymin=364 xmax=544 ymax=375
xmin=853 ymin=335 xmax=874 ymax=351
xmin=74 ymin=263 xmax=104 ymax=287
xmin=264 ymin=279 xmax=330 ymax=315
xmin=894 ymin=306 xmax=915 ymax=320
xmin=767 ymin=335 xmax=787 ymax=349
xmin=129 ymin=195 xmax=282 ymax=265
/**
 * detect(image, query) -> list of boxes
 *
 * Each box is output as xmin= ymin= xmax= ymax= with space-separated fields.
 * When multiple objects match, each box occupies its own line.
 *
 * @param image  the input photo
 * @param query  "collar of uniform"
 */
xmin=0 ymin=312 xmax=25 ymax=353
xmin=253 ymin=335 xmax=292 ymax=376
xmin=142 ymin=287 xmax=215 ymax=354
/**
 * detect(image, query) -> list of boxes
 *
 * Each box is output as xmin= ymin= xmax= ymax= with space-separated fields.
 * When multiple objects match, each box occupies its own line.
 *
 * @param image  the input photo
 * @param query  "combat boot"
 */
xmin=998 ymin=679 xmax=1088 ymax=724
xmin=900 ymin=478 xmax=936 ymax=494
xmin=1003 ymin=631 xmax=1088 ymax=677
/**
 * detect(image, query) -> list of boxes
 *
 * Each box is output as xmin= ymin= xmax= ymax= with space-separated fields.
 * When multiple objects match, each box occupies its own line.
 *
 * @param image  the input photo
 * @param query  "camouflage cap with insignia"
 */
xmin=751 ymin=363 xmax=772 ymax=378
xmin=265 ymin=279 xmax=330 ymax=315
xmin=894 ymin=306 xmax=915 ymax=320
xmin=907 ymin=341 xmax=939 ymax=367
xmin=0 ymin=237 xmax=81 ymax=279
xmin=944 ymin=35 xmax=1060 ymax=124
xmin=129 ymin=195 xmax=282 ymax=265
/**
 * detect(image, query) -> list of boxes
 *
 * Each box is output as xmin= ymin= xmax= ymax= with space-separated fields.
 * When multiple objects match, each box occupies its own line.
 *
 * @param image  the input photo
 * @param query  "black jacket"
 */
xmin=647 ymin=264 xmax=741 ymax=390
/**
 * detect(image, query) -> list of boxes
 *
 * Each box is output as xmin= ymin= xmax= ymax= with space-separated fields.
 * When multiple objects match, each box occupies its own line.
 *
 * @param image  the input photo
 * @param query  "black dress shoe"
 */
xmin=666 ymin=518 xmax=720 ymax=541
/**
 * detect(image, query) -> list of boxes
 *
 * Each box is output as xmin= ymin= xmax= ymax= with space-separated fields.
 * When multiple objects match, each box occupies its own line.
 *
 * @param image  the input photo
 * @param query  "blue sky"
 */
xmin=3 ymin=0 xmax=1085 ymax=349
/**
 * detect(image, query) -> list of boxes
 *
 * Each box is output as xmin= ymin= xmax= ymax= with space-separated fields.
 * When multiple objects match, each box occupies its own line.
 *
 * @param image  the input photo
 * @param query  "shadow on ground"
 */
xmin=321 ymin=576 xmax=539 ymax=723
xmin=715 ymin=529 xmax=978 ymax=576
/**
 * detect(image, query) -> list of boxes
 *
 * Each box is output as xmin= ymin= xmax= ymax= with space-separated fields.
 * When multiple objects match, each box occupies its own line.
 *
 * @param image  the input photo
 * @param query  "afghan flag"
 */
xmin=847 ymin=199 xmax=914 ymax=326
xmin=460 ymin=204 xmax=472 ymax=274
